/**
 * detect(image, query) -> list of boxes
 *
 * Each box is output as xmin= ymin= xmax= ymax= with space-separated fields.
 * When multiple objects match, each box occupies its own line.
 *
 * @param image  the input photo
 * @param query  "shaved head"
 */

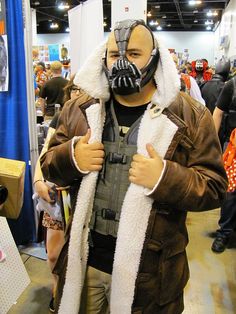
xmin=106 ymin=25 xmax=155 ymax=70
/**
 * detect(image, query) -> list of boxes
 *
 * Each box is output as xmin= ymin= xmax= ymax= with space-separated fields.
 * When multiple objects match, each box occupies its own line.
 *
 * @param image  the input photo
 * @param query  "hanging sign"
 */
xmin=0 ymin=0 xmax=8 ymax=92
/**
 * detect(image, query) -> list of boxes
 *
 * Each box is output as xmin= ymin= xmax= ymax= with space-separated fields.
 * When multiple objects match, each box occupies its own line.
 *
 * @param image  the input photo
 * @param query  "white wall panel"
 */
xmin=37 ymin=30 xmax=216 ymax=65
xmin=153 ymin=31 xmax=215 ymax=65
xmin=68 ymin=0 xmax=104 ymax=73
xmin=111 ymin=0 xmax=147 ymax=28
xmin=214 ymin=0 xmax=236 ymax=62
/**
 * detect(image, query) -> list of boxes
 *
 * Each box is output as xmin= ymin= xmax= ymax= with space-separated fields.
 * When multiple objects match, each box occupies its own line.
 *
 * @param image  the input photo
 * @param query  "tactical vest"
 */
xmin=89 ymin=101 xmax=140 ymax=237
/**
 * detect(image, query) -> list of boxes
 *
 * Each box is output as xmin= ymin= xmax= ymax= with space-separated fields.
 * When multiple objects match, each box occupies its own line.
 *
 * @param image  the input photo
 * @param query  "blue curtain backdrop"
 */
xmin=0 ymin=0 xmax=36 ymax=244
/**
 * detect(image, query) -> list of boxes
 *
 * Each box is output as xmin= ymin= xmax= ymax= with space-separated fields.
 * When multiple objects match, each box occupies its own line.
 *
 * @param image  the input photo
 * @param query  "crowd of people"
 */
xmin=33 ymin=19 xmax=235 ymax=314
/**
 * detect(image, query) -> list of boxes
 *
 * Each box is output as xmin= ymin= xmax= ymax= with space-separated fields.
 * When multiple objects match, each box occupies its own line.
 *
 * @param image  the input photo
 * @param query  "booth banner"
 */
xmin=48 ymin=44 xmax=60 ymax=61
xmin=0 ymin=0 xmax=9 ymax=92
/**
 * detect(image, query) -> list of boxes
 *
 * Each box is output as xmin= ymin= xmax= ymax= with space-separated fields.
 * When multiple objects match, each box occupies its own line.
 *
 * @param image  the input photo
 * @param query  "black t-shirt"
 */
xmin=40 ymin=76 xmax=68 ymax=107
xmin=88 ymin=98 xmax=149 ymax=274
xmin=216 ymin=78 xmax=235 ymax=112
xmin=201 ymin=75 xmax=225 ymax=114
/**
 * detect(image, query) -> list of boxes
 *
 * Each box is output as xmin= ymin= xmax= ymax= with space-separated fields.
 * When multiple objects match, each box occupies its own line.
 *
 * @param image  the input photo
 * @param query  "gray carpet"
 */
xmin=18 ymin=242 xmax=47 ymax=261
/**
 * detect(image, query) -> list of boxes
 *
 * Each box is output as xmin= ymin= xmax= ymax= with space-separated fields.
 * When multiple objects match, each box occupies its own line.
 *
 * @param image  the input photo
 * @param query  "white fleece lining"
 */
xmin=60 ymin=33 xmax=181 ymax=314
xmin=145 ymin=160 xmax=167 ymax=196
xmin=58 ymin=102 xmax=105 ymax=314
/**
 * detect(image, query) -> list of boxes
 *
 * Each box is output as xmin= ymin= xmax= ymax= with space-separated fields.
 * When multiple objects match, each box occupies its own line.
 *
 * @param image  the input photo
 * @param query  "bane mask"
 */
xmin=103 ymin=19 xmax=160 ymax=96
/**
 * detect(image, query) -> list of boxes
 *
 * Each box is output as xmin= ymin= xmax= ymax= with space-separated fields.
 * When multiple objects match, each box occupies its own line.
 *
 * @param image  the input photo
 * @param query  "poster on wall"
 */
xmin=32 ymin=44 xmax=61 ymax=63
xmin=48 ymin=44 xmax=60 ymax=61
xmin=0 ymin=0 xmax=9 ymax=92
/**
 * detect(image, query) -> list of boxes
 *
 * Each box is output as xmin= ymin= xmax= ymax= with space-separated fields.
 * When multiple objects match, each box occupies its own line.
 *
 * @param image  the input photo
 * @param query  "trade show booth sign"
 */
xmin=0 ymin=0 xmax=8 ymax=92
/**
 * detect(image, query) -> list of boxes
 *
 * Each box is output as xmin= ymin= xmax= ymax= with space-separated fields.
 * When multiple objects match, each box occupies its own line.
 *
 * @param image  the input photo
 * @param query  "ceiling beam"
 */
xmin=173 ymin=0 xmax=187 ymax=29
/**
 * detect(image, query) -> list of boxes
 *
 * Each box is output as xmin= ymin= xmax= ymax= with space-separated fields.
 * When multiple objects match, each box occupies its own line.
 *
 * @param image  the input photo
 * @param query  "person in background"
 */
xmin=172 ymin=54 xmax=205 ymax=105
xmin=201 ymin=58 xmax=230 ymax=114
xmin=190 ymin=59 xmax=212 ymax=89
xmin=211 ymin=75 xmax=236 ymax=253
xmin=41 ymin=19 xmax=227 ymax=314
xmin=35 ymin=62 xmax=49 ymax=89
xmin=34 ymin=76 xmax=85 ymax=312
xmin=37 ymin=61 xmax=68 ymax=121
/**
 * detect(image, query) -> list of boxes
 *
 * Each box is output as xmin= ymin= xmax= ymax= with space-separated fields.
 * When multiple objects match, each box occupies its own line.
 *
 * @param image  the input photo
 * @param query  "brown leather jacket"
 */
xmin=41 ymin=92 xmax=227 ymax=314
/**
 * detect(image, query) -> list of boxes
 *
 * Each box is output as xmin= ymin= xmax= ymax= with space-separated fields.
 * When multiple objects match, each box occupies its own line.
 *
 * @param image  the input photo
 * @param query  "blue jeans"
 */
xmin=217 ymin=190 xmax=236 ymax=238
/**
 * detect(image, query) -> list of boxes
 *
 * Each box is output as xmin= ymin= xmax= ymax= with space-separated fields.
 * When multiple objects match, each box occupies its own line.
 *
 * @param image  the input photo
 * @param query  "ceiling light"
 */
xmin=50 ymin=22 xmax=59 ymax=29
xmin=149 ymin=20 xmax=158 ymax=26
xmin=65 ymin=27 xmax=70 ymax=32
xmin=189 ymin=1 xmax=202 ymax=5
xmin=34 ymin=1 xmax=40 ymax=5
xmin=156 ymin=26 xmax=162 ymax=31
xmin=213 ymin=11 xmax=218 ymax=16
xmin=206 ymin=26 xmax=212 ymax=31
xmin=147 ymin=11 xmax=152 ymax=17
xmin=205 ymin=20 xmax=214 ymax=25
xmin=103 ymin=21 xmax=107 ymax=27
xmin=167 ymin=24 xmax=171 ymax=27
xmin=155 ymin=5 xmax=160 ymax=9
xmin=194 ymin=19 xmax=198 ymax=23
xmin=58 ymin=2 xmax=69 ymax=10
xmin=193 ymin=10 xmax=198 ymax=13
xmin=207 ymin=10 xmax=213 ymax=17
xmin=162 ymin=15 xmax=167 ymax=19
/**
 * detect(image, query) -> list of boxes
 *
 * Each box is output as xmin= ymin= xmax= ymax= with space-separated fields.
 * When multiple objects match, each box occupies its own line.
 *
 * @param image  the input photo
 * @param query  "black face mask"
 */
xmin=103 ymin=19 xmax=160 ymax=96
xmin=103 ymin=49 xmax=159 ymax=95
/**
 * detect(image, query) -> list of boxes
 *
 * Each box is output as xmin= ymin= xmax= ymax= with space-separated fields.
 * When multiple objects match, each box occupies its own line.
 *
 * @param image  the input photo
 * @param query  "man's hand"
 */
xmin=34 ymin=181 xmax=52 ymax=203
xmin=129 ymin=143 xmax=164 ymax=190
xmin=74 ymin=129 xmax=105 ymax=172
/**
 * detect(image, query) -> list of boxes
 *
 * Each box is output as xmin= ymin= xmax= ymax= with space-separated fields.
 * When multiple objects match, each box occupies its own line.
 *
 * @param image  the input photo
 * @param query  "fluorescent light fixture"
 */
xmin=167 ymin=24 xmax=171 ymax=27
xmin=65 ymin=27 xmax=70 ymax=32
xmin=207 ymin=10 xmax=213 ymax=17
xmin=103 ymin=21 xmax=107 ymax=27
xmin=149 ymin=20 xmax=158 ymax=26
xmin=156 ymin=26 xmax=162 ymax=31
xmin=189 ymin=1 xmax=202 ymax=5
xmin=194 ymin=19 xmax=198 ymax=23
xmin=213 ymin=11 xmax=218 ymax=16
xmin=206 ymin=26 xmax=211 ymax=30
xmin=58 ymin=2 xmax=69 ymax=10
xmin=50 ymin=22 xmax=59 ymax=29
xmin=147 ymin=11 xmax=152 ymax=17
xmin=205 ymin=20 xmax=213 ymax=25
xmin=162 ymin=15 xmax=167 ymax=19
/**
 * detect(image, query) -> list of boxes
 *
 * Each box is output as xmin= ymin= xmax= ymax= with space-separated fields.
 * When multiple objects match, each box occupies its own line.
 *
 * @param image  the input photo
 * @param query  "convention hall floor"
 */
xmin=8 ymin=209 xmax=236 ymax=314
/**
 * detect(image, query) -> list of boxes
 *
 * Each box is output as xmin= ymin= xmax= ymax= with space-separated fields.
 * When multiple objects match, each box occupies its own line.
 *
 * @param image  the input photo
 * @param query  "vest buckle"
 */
xmin=101 ymin=208 xmax=117 ymax=220
xmin=108 ymin=152 xmax=127 ymax=164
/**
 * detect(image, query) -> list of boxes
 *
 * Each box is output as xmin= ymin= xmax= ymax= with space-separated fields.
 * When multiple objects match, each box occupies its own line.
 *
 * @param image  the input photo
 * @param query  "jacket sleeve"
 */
xmin=40 ymin=102 xmax=88 ymax=187
xmin=149 ymin=107 xmax=228 ymax=212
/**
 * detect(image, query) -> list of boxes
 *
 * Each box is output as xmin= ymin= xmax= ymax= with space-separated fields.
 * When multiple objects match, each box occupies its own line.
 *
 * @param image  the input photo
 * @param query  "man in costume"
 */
xmin=41 ymin=20 xmax=227 ymax=314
